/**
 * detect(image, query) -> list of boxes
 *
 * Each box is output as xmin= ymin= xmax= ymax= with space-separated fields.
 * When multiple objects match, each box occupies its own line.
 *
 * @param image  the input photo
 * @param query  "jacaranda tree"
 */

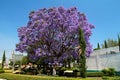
xmin=16 ymin=7 xmax=94 ymax=63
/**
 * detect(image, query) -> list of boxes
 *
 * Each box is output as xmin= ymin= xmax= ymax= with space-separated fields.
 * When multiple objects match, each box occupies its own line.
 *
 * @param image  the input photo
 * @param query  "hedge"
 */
xmin=59 ymin=71 xmax=103 ymax=77
xmin=87 ymin=72 xmax=103 ymax=77
xmin=87 ymin=70 xmax=101 ymax=72
xmin=102 ymin=68 xmax=115 ymax=76
xmin=115 ymin=71 xmax=120 ymax=76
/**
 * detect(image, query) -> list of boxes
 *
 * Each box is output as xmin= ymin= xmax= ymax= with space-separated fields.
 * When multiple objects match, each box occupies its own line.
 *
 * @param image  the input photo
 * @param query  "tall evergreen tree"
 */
xmin=97 ymin=43 xmax=100 ymax=49
xmin=104 ymin=40 xmax=108 ymax=48
xmin=102 ymin=39 xmax=118 ymax=48
xmin=79 ymin=28 xmax=86 ymax=78
xmin=2 ymin=50 xmax=6 ymax=69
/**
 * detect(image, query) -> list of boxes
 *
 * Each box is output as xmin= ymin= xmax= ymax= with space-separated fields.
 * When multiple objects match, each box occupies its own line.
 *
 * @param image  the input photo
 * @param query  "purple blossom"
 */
xmin=16 ymin=7 xmax=94 ymax=63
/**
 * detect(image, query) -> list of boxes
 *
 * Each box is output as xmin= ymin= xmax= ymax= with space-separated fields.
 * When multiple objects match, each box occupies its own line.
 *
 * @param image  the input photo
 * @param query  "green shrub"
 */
xmin=73 ymin=72 xmax=80 ymax=77
xmin=115 ymin=71 xmax=120 ymax=76
xmin=0 ymin=68 xmax=3 ymax=70
xmin=87 ymin=72 xmax=103 ymax=77
xmin=64 ymin=72 xmax=73 ymax=77
xmin=108 ymin=68 xmax=115 ymax=76
xmin=58 ymin=67 xmax=66 ymax=76
xmin=102 ymin=69 xmax=108 ymax=76
xmin=0 ymin=70 xmax=5 ymax=73
xmin=102 ymin=68 xmax=115 ymax=76
xmin=59 ymin=67 xmax=81 ymax=77
xmin=72 ymin=67 xmax=80 ymax=72
xmin=60 ymin=67 xmax=67 ymax=71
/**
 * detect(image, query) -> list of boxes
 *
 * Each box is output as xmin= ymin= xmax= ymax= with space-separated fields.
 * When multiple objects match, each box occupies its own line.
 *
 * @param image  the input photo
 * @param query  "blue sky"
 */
xmin=0 ymin=0 xmax=120 ymax=59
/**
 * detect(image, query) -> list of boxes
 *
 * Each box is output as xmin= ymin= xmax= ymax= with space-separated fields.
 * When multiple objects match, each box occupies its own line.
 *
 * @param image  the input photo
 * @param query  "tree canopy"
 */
xmin=16 ymin=7 xmax=94 ymax=63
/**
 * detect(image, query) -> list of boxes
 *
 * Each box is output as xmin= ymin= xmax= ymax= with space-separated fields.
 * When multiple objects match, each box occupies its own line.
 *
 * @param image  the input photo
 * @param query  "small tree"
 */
xmin=79 ymin=28 xmax=86 ymax=78
xmin=93 ymin=43 xmax=100 ymax=50
xmin=9 ymin=61 xmax=13 ymax=66
xmin=2 ymin=50 xmax=6 ymax=69
xmin=21 ymin=56 xmax=29 ymax=65
xmin=104 ymin=40 xmax=108 ymax=48
xmin=97 ymin=43 xmax=100 ymax=49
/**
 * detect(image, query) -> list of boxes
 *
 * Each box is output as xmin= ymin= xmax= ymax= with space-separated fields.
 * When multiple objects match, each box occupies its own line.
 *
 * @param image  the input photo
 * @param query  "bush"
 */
xmin=72 ymin=67 xmax=80 ymax=72
xmin=73 ymin=72 xmax=80 ymax=77
xmin=108 ymin=68 xmax=115 ymax=76
xmin=21 ymin=66 xmax=39 ymax=75
xmin=102 ymin=69 xmax=108 ymax=76
xmin=115 ymin=71 xmax=120 ymax=76
xmin=58 ymin=67 xmax=66 ymax=76
xmin=0 ymin=68 xmax=3 ymax=70
xmin=60 ymin=67 xmax=66 ymax=71
xmin=0 ymin=70 xmax=5 ymax=73
xmin=87 ymin=72 xmax=103 ymax=77
xmin=102 ymin=68 xmax=115 ymax=76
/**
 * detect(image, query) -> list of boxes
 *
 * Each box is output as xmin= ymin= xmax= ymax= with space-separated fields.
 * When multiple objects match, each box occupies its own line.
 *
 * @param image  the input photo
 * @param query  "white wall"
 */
xmin=87 ymin=46 xmax=120 ymax=71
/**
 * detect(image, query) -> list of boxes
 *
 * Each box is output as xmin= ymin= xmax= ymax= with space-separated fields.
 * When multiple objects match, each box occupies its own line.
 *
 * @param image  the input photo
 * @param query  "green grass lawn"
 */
xmin=0 ymin=73 xmax=102 ymax=80
xmin=4 ymin=70 xmax=12 ymax=73
xmin=0 ymin=70 xmax=119 ymax=80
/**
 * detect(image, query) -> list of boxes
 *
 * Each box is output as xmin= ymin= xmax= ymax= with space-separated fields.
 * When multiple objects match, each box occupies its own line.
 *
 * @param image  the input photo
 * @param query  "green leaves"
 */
xmin=78 ymin=28 xmax=86 ymax=78
xmin=2 ymin=50 xmax=6 ymax=69
xmin=104 ymin=40 xmax=108 ymax=48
